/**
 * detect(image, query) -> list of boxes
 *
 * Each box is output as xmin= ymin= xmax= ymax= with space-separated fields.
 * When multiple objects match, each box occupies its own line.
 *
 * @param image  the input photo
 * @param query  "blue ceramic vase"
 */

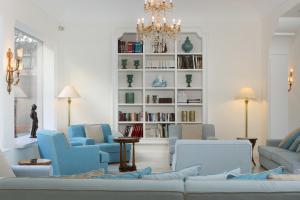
xmin=182 ymin=37 xmax=193 ymax=53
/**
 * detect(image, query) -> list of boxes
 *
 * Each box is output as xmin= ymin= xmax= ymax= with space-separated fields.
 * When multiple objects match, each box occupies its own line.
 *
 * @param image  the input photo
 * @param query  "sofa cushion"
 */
xmin=278 ymin=128 xmax=300 ymax=149
xmin=268 ymin=174 xmax=300 ymax=181
xmin=85 ymin=124 xmax=104 ymax=143
xmin=99 ymin=151 xmax=109 ymax=163
xmin=98 ymin=143 xmax=131 ymax=153
xmin=258 ymin=146 xmax=286 ymax=159
xmin=289 ymin=136 xmax=300 ymax=152
xmin=297 ymin=145 xmax=300 ymax=153
xmin=96 ymin=167 xmax=152 ymax=179
xmin=270 ymin=149 xmax=300 ymax=172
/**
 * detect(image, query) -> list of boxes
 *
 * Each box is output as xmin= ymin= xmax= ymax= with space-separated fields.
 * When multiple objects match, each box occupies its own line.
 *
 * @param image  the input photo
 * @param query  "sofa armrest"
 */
xmin=266 ymin=139 xmax=282 ymax=147
xmin=11 ymin=165 xmax=53 ymax=177
xmin=71 ymin=137 xmax=95 ymax=145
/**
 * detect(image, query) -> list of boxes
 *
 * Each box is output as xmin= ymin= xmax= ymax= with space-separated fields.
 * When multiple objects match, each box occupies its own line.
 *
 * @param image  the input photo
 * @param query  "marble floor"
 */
xmin=108 ymin=144 xmax=265 ymax=174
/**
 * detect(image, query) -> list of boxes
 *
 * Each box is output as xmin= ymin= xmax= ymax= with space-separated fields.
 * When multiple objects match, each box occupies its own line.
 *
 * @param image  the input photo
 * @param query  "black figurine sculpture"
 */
xmin=30 ymin=104 xmax=38 ymax=138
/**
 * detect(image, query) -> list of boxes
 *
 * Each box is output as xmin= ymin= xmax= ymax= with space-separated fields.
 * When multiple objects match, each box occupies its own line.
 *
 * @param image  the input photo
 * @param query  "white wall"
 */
xmin=0 ymin=0 xmax=59 ymax=149
xmin=56 ymin=6 xmax=266 ymax=147
xmin=268 ymin=36 xmax=293 ymax=139
xmin=289 ymin=31 xmax=300 ymax=131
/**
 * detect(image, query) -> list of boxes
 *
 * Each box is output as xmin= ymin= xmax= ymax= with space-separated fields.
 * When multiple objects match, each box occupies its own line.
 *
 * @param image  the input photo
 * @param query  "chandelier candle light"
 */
xmin=137 ymin=0 xmax=181 ymax=41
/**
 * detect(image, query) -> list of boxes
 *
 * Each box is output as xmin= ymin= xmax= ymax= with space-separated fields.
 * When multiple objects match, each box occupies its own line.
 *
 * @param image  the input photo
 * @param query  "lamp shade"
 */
xmin=58 ymin=85 xmax=80 ymax=98
xmin=237 ymin=87 xmax=256 ymax=100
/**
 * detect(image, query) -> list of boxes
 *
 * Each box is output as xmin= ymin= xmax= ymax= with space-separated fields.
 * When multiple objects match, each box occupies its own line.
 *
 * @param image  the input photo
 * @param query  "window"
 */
xmin=14 ymin=29 xmax=43 ymax=137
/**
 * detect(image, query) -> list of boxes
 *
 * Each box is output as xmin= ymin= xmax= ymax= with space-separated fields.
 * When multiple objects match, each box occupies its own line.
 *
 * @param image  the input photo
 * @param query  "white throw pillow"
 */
xmin=142 ymin=165 xmax=201 ymax=180
xmin=85 ymin=124 xmax=104 ymax=143
xmin=186 ymin=168 xmax=241 ymax=181
xmin=0 ymin=150 xmax=16 ymax=177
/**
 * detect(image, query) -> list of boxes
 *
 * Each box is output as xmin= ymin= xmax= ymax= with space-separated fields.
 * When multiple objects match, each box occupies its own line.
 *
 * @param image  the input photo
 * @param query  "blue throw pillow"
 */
xmin=289 ymin=136 xmax=300 ymax=152
xmin=279 ymin=128 xmax=300 ymax=149
xmin=230 ymin=167 xmax=284 ymax=180
xmin=94 ymin=167 xmax=152 ymax=179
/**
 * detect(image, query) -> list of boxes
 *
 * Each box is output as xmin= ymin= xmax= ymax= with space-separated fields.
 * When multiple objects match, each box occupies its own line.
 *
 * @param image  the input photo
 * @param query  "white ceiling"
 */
xmin=29 ymin=0 xmax=288 ymax=24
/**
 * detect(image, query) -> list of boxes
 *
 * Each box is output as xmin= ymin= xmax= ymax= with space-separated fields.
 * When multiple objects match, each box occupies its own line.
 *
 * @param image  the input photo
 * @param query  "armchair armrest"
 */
xmin=11 ymin=165 xmax=53 ymax=177
xmin=66 ymin=145 xmax=100 ymax=173
xmin=267 ymin=139 xmax=282 ymax=147
xmin=71 ymin=137 xmax=95 ymax=145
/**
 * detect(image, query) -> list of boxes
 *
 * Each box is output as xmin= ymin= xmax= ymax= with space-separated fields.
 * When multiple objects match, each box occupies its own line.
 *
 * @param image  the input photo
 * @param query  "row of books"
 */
xmin=177 ymin=55 xmax=202 ymax=69
xmin=123 ymin=124 xmax=143 ymax=138
xmin=145 ymin=124 xmax=170 ymax=138
xmin=119 ymin=112 xmax=143 ymax=122
xmin=118 ymin=40 xmax=143 ymax=53
xmin=145 ymin=112 xmax=175 ymax=122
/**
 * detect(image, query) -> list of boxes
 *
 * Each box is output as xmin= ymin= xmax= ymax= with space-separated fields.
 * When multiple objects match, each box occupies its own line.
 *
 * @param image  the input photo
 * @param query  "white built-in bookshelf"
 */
xmin=113 ymin=30 xmax=207 ymax=143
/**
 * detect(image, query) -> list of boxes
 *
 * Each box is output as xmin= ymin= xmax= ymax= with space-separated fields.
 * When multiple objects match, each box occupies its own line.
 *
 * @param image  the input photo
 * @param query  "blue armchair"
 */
xmin=68 ymin=124 xmax=131 ymax=163
xmin=37 ymin=130 xmax=109 ymax=176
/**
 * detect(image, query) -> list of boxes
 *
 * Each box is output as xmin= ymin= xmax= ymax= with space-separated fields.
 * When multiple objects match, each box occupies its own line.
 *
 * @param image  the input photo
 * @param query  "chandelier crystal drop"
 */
xmin=136 ymin=0 xmax=181 ymax=42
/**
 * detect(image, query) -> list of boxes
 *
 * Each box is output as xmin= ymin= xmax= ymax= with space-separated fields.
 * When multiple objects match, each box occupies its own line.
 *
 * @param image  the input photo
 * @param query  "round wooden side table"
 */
xmin=237 ymin=137 xmax=257 ymax=166
xmin=113 ymin=137 xmax=140 ymax=172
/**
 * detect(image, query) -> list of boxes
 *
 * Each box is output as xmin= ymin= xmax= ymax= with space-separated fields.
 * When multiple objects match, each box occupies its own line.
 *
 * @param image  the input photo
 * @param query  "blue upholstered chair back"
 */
xmin=68 ymin=124 xmax=113 ymax=143
xmin=37 ymin=130 xmax=70 ymax=175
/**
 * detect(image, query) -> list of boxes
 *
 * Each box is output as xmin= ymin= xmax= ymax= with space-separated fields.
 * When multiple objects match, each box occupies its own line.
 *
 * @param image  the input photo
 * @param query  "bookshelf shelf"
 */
xmin=115 ymin=31 xmax=207 ymax=142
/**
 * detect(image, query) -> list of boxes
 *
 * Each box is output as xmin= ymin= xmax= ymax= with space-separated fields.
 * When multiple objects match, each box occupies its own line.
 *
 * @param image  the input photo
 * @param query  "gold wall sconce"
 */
xmin=6 ymin=48 xmax=24 ymax=94
xmin=288 ymin=68 xmax=294 ymax=92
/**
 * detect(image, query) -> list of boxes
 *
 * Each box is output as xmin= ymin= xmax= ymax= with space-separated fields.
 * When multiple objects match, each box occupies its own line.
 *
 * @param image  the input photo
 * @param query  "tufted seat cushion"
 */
xmin=258 ymin=146 xmax=285 ymax=160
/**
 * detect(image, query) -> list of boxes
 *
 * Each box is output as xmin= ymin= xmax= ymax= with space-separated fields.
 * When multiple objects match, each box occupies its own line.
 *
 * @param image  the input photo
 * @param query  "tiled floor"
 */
xmin=108 ymin=144 xmax=265 ymax=173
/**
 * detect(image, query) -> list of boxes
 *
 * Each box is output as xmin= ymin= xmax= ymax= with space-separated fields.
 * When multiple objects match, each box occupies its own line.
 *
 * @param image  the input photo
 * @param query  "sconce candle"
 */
xmin=6 ymin=48 xmax=24 ymax=94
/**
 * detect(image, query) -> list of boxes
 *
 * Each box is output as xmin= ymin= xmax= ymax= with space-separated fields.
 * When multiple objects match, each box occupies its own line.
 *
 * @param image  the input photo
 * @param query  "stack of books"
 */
xmin=119 ymin=111 xmax=143 ymax=122
xmin=124 ymin=124 xmax=143 ymax=138
xmin=118 ymin=40 xmax=143 ymax=53
xmin=187 ymin=99 xmax=202 ymax=104
xmin=145 ymin=112 xmax=175 ymax=122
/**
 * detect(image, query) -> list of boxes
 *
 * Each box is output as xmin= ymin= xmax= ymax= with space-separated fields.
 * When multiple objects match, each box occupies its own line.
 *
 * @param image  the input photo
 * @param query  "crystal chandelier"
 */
xmin=136 ymin=0 xmax=181 ymax=42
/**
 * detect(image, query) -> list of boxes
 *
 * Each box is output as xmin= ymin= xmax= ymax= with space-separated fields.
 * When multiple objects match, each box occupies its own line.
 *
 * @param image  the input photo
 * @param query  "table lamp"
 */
xmin=58 ymin=85 xmax=80 ymax=127
xmin=237 ymin=87 xmax=256 ymax=138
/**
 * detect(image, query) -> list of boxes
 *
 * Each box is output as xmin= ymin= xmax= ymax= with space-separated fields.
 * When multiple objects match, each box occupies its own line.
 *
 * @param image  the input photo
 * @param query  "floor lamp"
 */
xmin=58 ymin=85 xmax=80 ymax=127
xmin=237 ymin=87 xmax=256 ymax=138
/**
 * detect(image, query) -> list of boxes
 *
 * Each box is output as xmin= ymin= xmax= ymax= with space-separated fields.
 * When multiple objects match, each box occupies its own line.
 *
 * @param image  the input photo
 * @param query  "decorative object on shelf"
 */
xmin=288 ymin=68 xmax=294 ymax=92
xmin=30 ymin=104 xmax=38 ymax=138
xmin=194 ymin=55 xmax=203 ymax=69
xmin=158 ymin=98 xmax=172 ymax=103
xmin=134 ymin=60 xmax=140 ymax=69
xmin=145 ymin=112 xmax=175 ymax=122
xmin=181 ymin=111 xmax=188 ymax=122
xmin=236 ymin=87 xmax=257 ymax=138
xmin=127 ymin=74 xmax=134 ymax=87
xmin=178 ymin=91 xmax=188 ymax=103
xmin=187 ymin=98 xmax=202 ymax=103
xmin=136 ymin=0 xmax=181 ymax=42
xmin=146 ymin=58 xmax=174 ymax=69
xmin=182 ymin=37 xmax=193 ymax=53
xmin=58 ymin=85 xmax=81 ymax=127
xmin=125 ymin=92 xmax=135 ymax=104
xmin=189 ymin=111 xmax=196 ymax=122
xmin=186 ymin=74 xmax=193 ymax=87
xmin=152 ymin=36 xmax=168 ymax=53
xmin=152 ymin=76 xmax=167 ymax=87
xmin=121 ymin=59 xmax=128 ymax=69
xmin=152 ymin=95 xmax=158 ymax=103
xmin=118 ymin=40 xmax=143 ymax=53
xmin=5 ymin=48 xmax=24 ymax=94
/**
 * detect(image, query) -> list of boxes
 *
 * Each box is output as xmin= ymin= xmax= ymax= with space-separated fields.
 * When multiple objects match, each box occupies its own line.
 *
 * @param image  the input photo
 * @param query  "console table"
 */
xmin=114 ymin=137 xmax=140 ymax=172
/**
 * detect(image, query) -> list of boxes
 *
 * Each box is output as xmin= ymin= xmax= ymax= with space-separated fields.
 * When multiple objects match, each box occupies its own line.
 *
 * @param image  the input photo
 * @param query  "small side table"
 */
xmin=114 ymin=137 xmax=140 ymax=172
xmin=13 ymin=159 xmax=53 ymax=177
xmin=237 ymin=138 xmax=257 ymax=166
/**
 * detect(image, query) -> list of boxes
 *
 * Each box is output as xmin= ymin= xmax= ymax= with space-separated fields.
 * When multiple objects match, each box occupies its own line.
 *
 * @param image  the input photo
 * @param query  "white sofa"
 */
xmin=1 ymin=178 xmax=300 ymax=200
xmin=172 ymin=140 xmax=252 ymax=174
